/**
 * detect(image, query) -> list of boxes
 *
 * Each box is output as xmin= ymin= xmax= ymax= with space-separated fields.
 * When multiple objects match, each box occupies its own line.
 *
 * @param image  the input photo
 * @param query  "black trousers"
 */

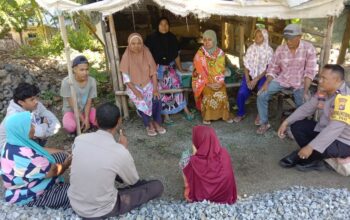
xmin=291 ymin=119 xmax=350 ymax=161
xmin=83 ymin=179 xmax=164 ymax=220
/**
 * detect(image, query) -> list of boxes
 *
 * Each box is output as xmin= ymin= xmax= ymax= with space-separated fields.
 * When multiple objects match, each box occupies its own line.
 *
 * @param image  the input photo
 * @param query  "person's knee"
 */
xmin=290 ymin=120 xmax=304 ymax=135
xmin=63 ymin=122 xmax=76 ymax=133
xmin=148 ymin=180 xmax=164 ymax=198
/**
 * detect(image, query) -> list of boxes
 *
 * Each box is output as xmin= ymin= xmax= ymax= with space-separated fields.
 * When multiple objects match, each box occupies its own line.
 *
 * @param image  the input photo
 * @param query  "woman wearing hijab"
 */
xmin=120 ymin=33 xmax=166 ymax=137
xmin=145 ymin=17 xmax=194 ymax=125
xmin=192 ymin=30 xmax=233 ymax=124
xmin=234 ymin=29 xmax=274 ymax=123
xmin=180 ymin=126 xmax=237 ymax=204
xmin=0 ymin=112 xmax=71 ymax=209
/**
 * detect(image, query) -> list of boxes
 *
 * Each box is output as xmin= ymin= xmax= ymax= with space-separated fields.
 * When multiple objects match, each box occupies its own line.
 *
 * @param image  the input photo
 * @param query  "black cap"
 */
xmin=72 ymin=55 xmax=89 ymax=67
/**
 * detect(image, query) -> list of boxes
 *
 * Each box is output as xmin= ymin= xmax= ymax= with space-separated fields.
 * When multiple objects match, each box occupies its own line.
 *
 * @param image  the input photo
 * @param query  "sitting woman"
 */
xmin=180 ymin=126 xmax=237 ymax=204
xmin=192 ymin=30 xmax=233 ymax=124
xmin=60 ymin=55 xmax=98 ymax=134
xmin=120 ymin=33 xmax=166 ymax=136
xmin=145 ymin=17 xmax=194 ymax=125
xmin=0 ymin=112 xmax=71 ymax=209
xmin=234 ymin=28 xmax=274 ymax=123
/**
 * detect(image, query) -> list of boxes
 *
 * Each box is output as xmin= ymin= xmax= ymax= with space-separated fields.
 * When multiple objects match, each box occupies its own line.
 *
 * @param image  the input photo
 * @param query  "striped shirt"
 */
xmin=266 ymin=40 xmax=318 ymax=89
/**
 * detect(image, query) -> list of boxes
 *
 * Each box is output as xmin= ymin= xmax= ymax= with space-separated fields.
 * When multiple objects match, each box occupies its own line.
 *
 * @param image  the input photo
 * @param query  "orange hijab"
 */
xmin=120 ymin=33 xmax=157 ymax=87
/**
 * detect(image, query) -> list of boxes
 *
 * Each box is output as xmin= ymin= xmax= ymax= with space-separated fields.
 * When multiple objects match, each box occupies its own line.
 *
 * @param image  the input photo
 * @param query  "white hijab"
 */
xmin=243 ymin=29 xmax=274 ymax=79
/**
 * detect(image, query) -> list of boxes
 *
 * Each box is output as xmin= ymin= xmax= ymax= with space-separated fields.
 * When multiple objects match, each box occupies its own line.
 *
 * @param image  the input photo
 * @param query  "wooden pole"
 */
xmin=58 ymin=15 xmax=81 ymax=135
xmin=337 ymin=10 xmax=350 ymax=65
xmin=105 ymin=32 xmax=122 ymax=110
xmin=108 ymin=15 xmax=129 ymax=119
xmin=239 ymin=22 xmax=245 ymax=68
xmin=323 ymin=16 xmax=335 ymax=66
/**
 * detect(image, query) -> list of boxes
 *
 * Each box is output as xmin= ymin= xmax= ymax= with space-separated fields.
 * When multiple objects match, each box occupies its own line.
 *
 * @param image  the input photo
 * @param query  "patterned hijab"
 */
xmin=243 ymin=29 xmax=274 ymax=79
xmin=4 ymin=111 xmax=55 ymax=163
xmin=202 ymin=30 xmax=218 ymax=55
xmin=120 ymin=33 xmax=157 ymax=86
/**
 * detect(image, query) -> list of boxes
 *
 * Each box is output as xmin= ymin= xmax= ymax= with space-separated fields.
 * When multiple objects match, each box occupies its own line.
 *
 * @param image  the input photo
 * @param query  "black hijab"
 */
xmin=145 ymin=17 xmax=180 ymax=65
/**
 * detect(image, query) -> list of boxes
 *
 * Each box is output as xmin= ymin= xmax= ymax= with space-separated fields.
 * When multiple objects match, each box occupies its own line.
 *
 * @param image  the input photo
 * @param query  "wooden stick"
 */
xmin=239 ymin=23 xmax=245 ymax=68
xmin=108 ymin=15 xmax=129 ymax=119
xmin=337 ymin=9 xmax=350 ymax=65
xmin=105 ymin=32 xmax=122 ymax=110
xmin=58 ymin=15 xmax=81 ymax=135
xmin=323 ymin=16 xmax=335 ymax=66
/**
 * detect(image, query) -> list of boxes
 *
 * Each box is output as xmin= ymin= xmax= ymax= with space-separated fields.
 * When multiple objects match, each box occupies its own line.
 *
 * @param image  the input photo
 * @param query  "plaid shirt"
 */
xmin=266 ymin=40 xmax=318 ymax=89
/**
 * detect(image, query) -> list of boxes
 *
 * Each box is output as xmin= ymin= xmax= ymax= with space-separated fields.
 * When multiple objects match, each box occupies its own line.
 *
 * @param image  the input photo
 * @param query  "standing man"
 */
xmin=68 ymin=103 xmax=163 ymax=219
xmin=278 ymin=64 xmax=350 ymax=171
xmin=256 ymin=24 xmax=318 ymax=134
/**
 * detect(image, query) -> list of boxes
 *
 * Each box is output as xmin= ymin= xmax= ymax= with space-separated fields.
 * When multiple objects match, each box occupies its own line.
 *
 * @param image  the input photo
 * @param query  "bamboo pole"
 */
xmin=105 ymin=32 xmax=122 ymax=110
xmin=58 ymin=15 xmax=81 ymax=135
xmin=108 ymin=15 xmax=129 ymax=119
xmin=239 ymin=22 xmax=245 ymax=68
xmin=323 ymin=16 xmax=335 ymax=66
xmin=337 ymin=9 xmax=350 ymax=65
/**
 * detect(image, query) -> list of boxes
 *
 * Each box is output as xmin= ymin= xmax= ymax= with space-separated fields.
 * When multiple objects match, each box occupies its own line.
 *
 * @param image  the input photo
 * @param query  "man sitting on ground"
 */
xmin=68 ymin=103 xmax=164 ymax=219
xmin=278 ymin=64 xmax=350 ymax=171
xmin=0 ymin=82 xmax=61 ymax=148
xmin=256 ymin=24 xmax=318 ymax=134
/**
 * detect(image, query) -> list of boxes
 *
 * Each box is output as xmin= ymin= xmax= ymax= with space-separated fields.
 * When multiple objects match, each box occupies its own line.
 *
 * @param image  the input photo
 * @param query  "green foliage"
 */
xmin=16 ymin=24 xmax=103 ymax=57
xmin=89 ymin=67 xmax=109 ymax=85
xmin=40 ymin=90 xmax=56 ymax=101
xmin=0 ymin=0 xmax=36 ymax=37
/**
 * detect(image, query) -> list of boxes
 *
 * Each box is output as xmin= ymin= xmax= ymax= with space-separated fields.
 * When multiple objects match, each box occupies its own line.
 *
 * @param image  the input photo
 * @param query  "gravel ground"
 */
xmin=1 ymin=186 xmax=349 ymax=219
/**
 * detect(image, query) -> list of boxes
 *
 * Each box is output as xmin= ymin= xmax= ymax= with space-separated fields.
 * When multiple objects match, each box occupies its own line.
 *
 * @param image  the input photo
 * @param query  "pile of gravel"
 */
xmin=0 ymin=186 xmax=349 ymax=220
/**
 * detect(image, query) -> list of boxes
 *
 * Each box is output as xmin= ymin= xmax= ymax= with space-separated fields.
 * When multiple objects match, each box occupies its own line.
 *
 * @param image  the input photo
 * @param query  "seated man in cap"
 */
xmin=60 ymin=55 xmax=98 ymax=134
xmin=0 ymin=82 xmax=61 ymax=148
xmin=278 ymin=64 xmax=350 ymax=171
xmin=256 ymin=24 xmax=318 ymax=134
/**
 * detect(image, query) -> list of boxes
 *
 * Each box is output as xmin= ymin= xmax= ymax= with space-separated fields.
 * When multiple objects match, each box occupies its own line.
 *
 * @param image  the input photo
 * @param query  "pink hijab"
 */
xmin=120 ymin=33 xmax=157 ymax=86
xmin=183 ymin=126 xmax=237 ymax=204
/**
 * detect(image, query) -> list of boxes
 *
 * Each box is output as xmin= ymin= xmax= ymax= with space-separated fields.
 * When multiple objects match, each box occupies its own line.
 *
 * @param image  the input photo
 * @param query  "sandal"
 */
xmin=164 ymin=118 xmax=175 ymax=126
xmin=255 ymin=115 xmax=261 ymax=126
xmin=146 ymin=127 xmax=157 ymax=136
xmin=184 ymin=113 xmax=195 ymax=121
xmin=156 ymin=127 xmax=167 ymax=134
xmin=233 ymin=115 xmax=245 ymax=123
xmin=225 ymin=119 xmax=234 ymax=124
xmin=203 ymin=120 xmax=211 ymax=125
xmin=256 ymin=123 xmax=271 ymax=135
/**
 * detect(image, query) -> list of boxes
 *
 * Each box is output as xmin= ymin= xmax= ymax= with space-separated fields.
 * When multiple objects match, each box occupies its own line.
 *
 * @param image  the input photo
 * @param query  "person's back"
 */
xmin=68 ymin=130 xmax=139 ymax=217
xmin=68 ymin=103 xmax=163 ymax=219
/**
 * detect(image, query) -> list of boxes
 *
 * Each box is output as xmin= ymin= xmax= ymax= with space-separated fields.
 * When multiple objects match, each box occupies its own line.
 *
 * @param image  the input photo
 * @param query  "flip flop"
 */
xmin=156 ymin=127 xmax=167 ymax=134
xmin=164 ymin=118 xmax=175 ymax=125
xmin=203 ymin=120 xmax=211 ymax=125
xmin=233 ymin=115 xmax=246 ymax=123
xmin=256 ymin=123 xmax=271 ymax=135
xmin=184 ymin=113 xmax=195 ymax=121
xmin=146 ymin=128 xmax=157 ymax=136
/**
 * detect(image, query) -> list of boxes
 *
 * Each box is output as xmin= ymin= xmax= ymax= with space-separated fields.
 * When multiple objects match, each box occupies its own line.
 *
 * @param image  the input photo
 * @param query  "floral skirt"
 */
xmin=201 ymin=85 xmax=231 ymax=121
xmin=158 ymin=63 xmax=186 ymax=115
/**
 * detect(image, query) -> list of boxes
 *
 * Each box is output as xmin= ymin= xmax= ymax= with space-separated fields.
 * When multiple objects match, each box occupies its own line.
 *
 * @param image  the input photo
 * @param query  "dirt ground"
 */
xmin=37 ymin=96 xmax=350 ymax=201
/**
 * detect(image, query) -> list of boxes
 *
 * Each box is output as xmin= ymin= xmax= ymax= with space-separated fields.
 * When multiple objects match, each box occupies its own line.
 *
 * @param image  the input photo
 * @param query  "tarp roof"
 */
xmin=36 ymin=0 xmax=345 ymax=19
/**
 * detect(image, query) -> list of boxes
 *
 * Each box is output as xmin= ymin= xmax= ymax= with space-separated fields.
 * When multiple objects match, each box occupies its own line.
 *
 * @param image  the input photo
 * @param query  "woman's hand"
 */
xmin=134 ymin=90 xmax=143 ymax=100
xmin=81 ymin=118 xmax=90 ymax=132
xmin=209 ymin=83 xmax=222 ymax=91
xmin=153 ymin=88 xmax=160 ymax=99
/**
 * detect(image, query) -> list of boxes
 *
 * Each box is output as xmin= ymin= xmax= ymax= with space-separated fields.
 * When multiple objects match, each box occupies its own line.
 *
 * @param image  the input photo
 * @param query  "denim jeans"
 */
xmin=257 ymin=80 xmax=304 ymax=124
